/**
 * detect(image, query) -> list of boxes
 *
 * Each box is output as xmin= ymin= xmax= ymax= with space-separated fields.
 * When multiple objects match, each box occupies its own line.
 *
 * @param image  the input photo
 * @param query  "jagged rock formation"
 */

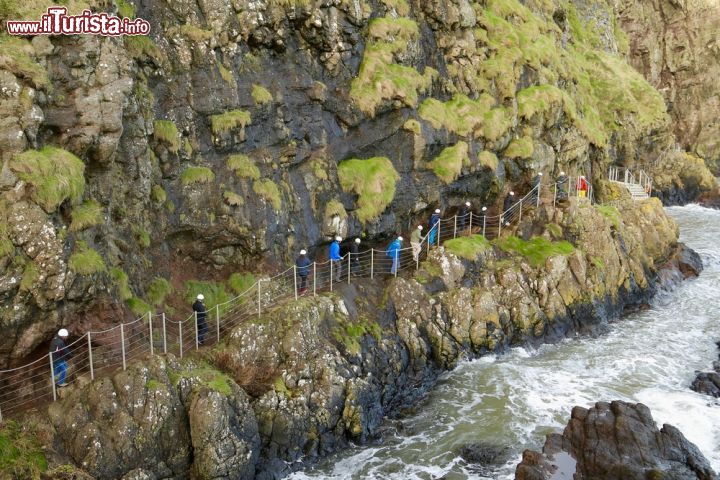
xmin=514 ymin=401 xmax=717 ymax=480
xmin=0 ymin=0 xmax=700 ymax=367
xmin=691 ymin=341 xmax=720 ymax=398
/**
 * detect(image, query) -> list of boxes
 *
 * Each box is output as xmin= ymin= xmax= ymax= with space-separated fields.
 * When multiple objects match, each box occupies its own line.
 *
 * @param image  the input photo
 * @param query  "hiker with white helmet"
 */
xmin=557 ymin=171 xmax=569 ymax=201
xmin=410 ymin=225 xmax=423 ymax=262
xmin=330 ymin=235 xmax=343 ymax=281
xmin=386 ymin=235 xmax=403 ymax=275
xmin=349 ymin=238 xmax=362 ymax=275
xmin=192 ymin=294 xmax=208 ymax=345
xmin=50 ymin=328 xmax=72 ymax=387
xmin=458 ymin=201 xmax=471 ymax=232
xmin=428 ymin=208 xmax=441 ymax=245
xmin=296 ymin=249 xmax=312 ymax=294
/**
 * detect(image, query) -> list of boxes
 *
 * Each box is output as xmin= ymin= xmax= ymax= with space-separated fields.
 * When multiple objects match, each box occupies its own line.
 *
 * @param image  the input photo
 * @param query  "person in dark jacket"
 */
xmin=349 ymin=238 xmax=361 ymax=275
xmin=458 ymin=201 xmax=471 ymax=232
xmin=192 ymin=294 xmax=208 ymax=345
xmin=533 ymin=172 xmax=543 ymax=188
xmin=296 ymin=249 xmax=312 ymax=294
xmin=502 ymin=191 xmax=516 ymax=226
xmin=50 ymin=328 xmax=72 ymax=387
xmin=428 ymin=209 xmax=441 ymax=245
xmin=556 ymin=171 xmax=568 ymax=200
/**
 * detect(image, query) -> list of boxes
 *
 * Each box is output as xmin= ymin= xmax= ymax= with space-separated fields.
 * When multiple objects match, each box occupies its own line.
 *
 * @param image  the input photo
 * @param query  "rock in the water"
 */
xmin=690 ymin=342 xmax=720 ymax=398
xmin=460 ymin=442 xmax=509 ymax=466
xmin=515 ymin=401 xmax=717 ymax=480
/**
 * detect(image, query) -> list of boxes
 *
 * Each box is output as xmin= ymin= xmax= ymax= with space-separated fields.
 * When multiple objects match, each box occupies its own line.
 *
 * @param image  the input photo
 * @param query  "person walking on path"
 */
xmin=349 ymin=238 xmax=361 ymax=275
xmin=458 ymin=201 xmax=471 ymax=232
xmin=577 ymin=175 xmax=589 ymax=198
xmin=556 ymin=171 xmax=568 ymax=201
xmin=192 ymin=294 xmax=208 ymax=345
xmin=502 ymin=191 xmax=515 ymax=225
xmin=330 ymin=236 xmax=343 ymax=281
xmin=50 ymin=329 xmax=72 ymax=387
xmin=410 ymin=225 xmax=423 ymax=262
xmin=387 ymin=236 xmax=403 ymax=275
xmin=296 ymin=249 xmax=311 ymax=294
xmin=428 ymin=209 xmax=441 ymax=245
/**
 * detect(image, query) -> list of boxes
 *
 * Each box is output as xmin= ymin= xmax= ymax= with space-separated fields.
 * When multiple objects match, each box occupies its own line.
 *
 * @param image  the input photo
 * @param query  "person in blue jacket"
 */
xmin=330 ymin=236 xmax=342 ymax=281
xmin=387 ymin=236 xmax=403 ymax=275
xmin=296 ymin=249 xmax=312 ymax=294
xmin=50 ymin=328 xmax=72 ymax=387
xmin=428 ymin=209 xmax=441 ymax=245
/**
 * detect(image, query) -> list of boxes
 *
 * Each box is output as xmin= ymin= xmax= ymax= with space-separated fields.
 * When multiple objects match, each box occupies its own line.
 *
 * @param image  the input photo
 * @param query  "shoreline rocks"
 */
xmin=691 ymin=341 xmax=720 ymax=398
xmin=515 ymin=401 xmax=717 ymax=480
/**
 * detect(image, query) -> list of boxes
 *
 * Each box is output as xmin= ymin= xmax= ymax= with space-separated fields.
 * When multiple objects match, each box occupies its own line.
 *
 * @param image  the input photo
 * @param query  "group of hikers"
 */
xmin=48 ymin=171 xmax=591 ymax=387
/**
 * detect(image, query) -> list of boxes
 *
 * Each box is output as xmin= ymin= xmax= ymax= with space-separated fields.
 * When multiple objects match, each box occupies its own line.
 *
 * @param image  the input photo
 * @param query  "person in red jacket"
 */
xmin=577 ymin=175 xmax=588 ymax=198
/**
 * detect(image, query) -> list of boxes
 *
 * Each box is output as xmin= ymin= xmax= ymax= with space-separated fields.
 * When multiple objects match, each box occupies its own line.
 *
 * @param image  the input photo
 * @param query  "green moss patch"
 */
xmin=333 ymin=317 xmax=383 ymax=356
xmin=444 ymin=234 xmax=491 ymax=261
xmin=403 ymin=119 xmax=421 ymax=134
xmin=69 ymin=241 xmax=106 ymax=275
xmin=151 ymin=185 xmax=167 ymax=204
xmin=0 ymin=34 xmax=49 ymax=88
xmin=127 ymin=297 xmax=151 ymax=316
xmin=223 ymin=191 xmax=244 ymax=207
xmin=210 ymin=110 xmax=251 ymax=134
xmin=325 ymin=199 xmax=347 ymax=219
xmin=153 ymin=120 xmax=180 ymax=153
xmin=595 ymin=204 xmax=621 ymax=229
xmin=503 ymin=136 xmax=534 ymax=159
xmin=496 ymin=235 xmax=574 ymax=267
xmin=19 ymin=261 xmax=39 ymax=291
xmin=228 ymin=272 xmax=256 ymax=295
xmin=147 ymin=277 xmax=173 ymax=307
xmin=252 ymin=179 xmax=282 ymax=210
xmin=426 ymin=142 xmax=468 ymax=184
xmin=338 ymin=157 xmax=400 ymax=224
xmin=170 ymin=363 xmax=234 ymax=396
xmin=217 ymin=61 xmax=234 ymax=85
xmin=133 ymin=227 xmax=151 ymax=247
xmin=418 ymin=94 xmax=513 ymax=142
xmin=70 ymin=199 xmax=103 ymax=232
xmin=110 ymin=267 xmax=133 ymax=300
xmin=0 ymin=420 xmax=47 ymax=478
xmin=350 ymin=17 xmax=436 ymax=117
xmin=251 ymin=84 xmax=273 ymax=105
xmin=10 ymin=147 xmax=85 ymax=212
xmin=227 ymin=154 xmax=260 ymax=180
xmin=181 ymin=166 xmax=215 ymax=186
xmin=478 ymin=151 xmax=499 ymax=171
xmin=116 ymin=0 xmax=135 ymax=18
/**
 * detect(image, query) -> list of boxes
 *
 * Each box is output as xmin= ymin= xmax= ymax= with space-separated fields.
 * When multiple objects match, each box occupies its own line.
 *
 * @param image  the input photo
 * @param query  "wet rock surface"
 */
xmin=514 ymin=401 xmax=717 ymax=480
xmin=691 ymin=342 xmax=720 ymax=398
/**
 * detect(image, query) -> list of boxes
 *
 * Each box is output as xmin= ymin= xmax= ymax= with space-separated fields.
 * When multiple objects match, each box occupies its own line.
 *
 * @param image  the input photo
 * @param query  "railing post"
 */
xmin=330 ymin=258 xmax=333 ymax=292
xmin=469 ymin=212 xmax=473 ymax=233
xmin=482 ymin=215 xmax=486 ymax=237
xmin=313 ymin=262 xmax=317 ymax=297
xmin=88 ymin=332 xmax=94 ymax=380
xmin=179 ymin=321 xmax=183 ymax=359
xmin=49 ymin=353 xmax=57 ymax=402
xmin=394 ymin=252 xmax=398 ymax=278
xmin=257 ymin=280 xmax=261 ymax=318
xmin=498 ymin=218 xmax=502 ymax=237
xmin=120 ymin=323 xmax=126 ymax=371
xmin=437 ymin=221 xmax=441 ymax=246
xmin=519 ymin=203 xmax=523 ymax=223
xmin=216 ymin=305 xmax=220 ymax=344
xmin=0 ymin=401 xmax=2 ymax=423
xmin=370 ymin=249 xmax=374 ymax=279
xmin=347 ymin=255 xmax=351 ymax=284
xmin=293 ymin=265 xmax=298 ymax=301
xmin=536 ymin=184 xmax=541 ymax=207
xmin=426 ymin=230 xmax=430 ymax=255
xmin=162 ymin=312 xmax=167 ymax=354
xmin=453 ymin=215 xmax=457 ymax=238
xmin=194 ymin=311 xmax=199 ymax=350
xmin=553 ymin=183 xmax=557 ymax=208
xmin=148 ymin=312 xmax=154 ymax=357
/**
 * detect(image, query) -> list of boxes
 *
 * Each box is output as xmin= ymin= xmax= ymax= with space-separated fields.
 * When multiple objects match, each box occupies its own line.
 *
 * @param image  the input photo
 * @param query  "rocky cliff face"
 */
xmin=0 ymin=0 xmax=693 ymax=367
xmin=620 ymin=0 xmax=720 ymax=175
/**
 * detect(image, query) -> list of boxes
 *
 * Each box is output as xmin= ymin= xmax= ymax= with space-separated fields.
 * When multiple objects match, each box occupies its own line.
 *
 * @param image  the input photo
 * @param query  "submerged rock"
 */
xmin=514 ymin=401 xmax=717 ymax=480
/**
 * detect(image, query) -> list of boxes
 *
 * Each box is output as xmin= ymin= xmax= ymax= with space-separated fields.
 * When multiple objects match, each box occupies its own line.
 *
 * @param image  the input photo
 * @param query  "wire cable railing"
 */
xmin=0 ymin=175 xmax=622 ymax=421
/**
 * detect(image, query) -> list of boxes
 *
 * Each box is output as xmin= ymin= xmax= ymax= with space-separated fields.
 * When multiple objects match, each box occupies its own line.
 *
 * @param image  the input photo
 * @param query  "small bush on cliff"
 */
xmin=68 ymin=241 xmax=106 ymax=275
xmin=0 ymin=420 xmax=47 ymax=478
xmin=227 ymin=154 xmax=260 ymax=180
xmin=169 ymin=362 xmax=234 ymax=395
xmin=445 ymin=235 xmax=491 ymax=261
xmin=153 ymin=120 xmax=180 ymax=153
xmin=427 ymin=142 xmax=469 ymax=184
xmin=210 ymin=110 xmax=251 ymax=134
xmin=10 ymin=147 xmax=85 ymax=212
xmin=70 ymin=200 xmax=103 ymax=232
xmin=181 ymin=166 xmax=215 ymax=186
xmin=496 ymin=235 xmax=574 ymax=267
xmin=251 ymin=84 xmax=273 ymax=105
xmin=127 ymin=297 xmax=151 ymax=316
xmin=253 ymin=179 xmax=282 ymax=210
xmin=212 ymin=349 xmax=280 ymax=398
xmin=337 ymin=157 xmax=400 ymax=224
xmin=110 ymin=267 xmax=133 ymax=300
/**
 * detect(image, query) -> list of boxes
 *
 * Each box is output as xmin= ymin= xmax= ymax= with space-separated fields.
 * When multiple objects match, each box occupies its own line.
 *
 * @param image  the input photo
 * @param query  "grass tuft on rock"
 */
xmin=147 ymin=277 xmax=173 ymax=307
xmin=181 ymin=166 xmax=215 ymax=186
xmin=426 ymin=142 xmax=468 ymax=183
xmin=228 ymin=272 xmax=256 ymax=295
xmin=251 ymin=84 xmax=273 ymax=105
xmin=0 ymin=420 xmax=48 ymax=478
xmin=10 ymin=147 xmax=85 ymax=212
xmin=503 ymin=136 xmax=534 ymax=159
xmin=496 ymin=235 xmax=574 ymax=267
xmin=595 ymin=204 xmax=622 ymax=229
xmin=226 ymin=154 xmax=260 ymax=180
xmin=337 ymin=157 xmax=400 ymax=224
xmin=151 ymin=185 xmax=167 ymax=204
xmin=445 ymin=234 xmax=491 ymax=260
xmin=19 ymin=261 xmax=39 ymax=291
xmin=223 ymin=191 xmax=244 ymax=207
xmin=110 ymin=267 xmax=133 ymax=300
xmin=70 ymin=200 xmax=103 ymax=232
xmin=478 ymin=151 xmax=499 ymax=170
xmin=0 ymin=34 xmax=49 ymax=88
xmin=210 ymin=110 xmax=251 ymax=134
xmin=253 ymin=179 xmax=282 ymax=210
xmin=127 ymin=297 xmax=151 ymax=316
xmin=153 ymin=120 xmax=180 ymax=153
xmin=69 ymin=241 xmax=106 ymax=275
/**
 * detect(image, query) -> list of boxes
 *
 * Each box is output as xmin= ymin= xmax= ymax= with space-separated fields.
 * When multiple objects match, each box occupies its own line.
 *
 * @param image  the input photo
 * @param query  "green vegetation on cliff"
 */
xmin=445 ymin=235 xmax=491 ymax=260
xmin=110 ymin=267 xmax=133 ymax=300
xmin=153 ymin=120 xmax=180 ymax=153
xmin=151 ymin=185 xmax=167 ymax=204
xmin=227 ymin=154 xmax=260 ymax=180
xmin=223 ymin=191 xmax=244 ymax=207
xmin=251 ymin=84 xmax=273 ymax=105
xmin=496 ymin=235 xmax=574 ymax=267
xmin=338 ymin=157 xmax=400 ymax=224
xmin=70 ymin=200 xmax=103 ymax=232
xmin=210 ymin=110 xmax=251 ymax=134
xmin=10 ymin=147 xmax=85 ymax=212
xmin=0 ymin=34 xmax=49 ymax=88
xmin=69 ymin=241 xmax=106 ymax=275
xmin=0 ymin=420 xmax=47 ymax=478
xmin=350 ymin=17 xmax=436 ymax=116
xmin=504 ymin=136 xmax=534 ymax=159
xmin=147 ymin=277 xmax=173 ymax=307
xmin=253 ymin=179 xmax=282 ymax=210
xmin=181 ymin=166 xmax=215 ymax=186
xmin=427 ymin=142 xmax=469 ymax=183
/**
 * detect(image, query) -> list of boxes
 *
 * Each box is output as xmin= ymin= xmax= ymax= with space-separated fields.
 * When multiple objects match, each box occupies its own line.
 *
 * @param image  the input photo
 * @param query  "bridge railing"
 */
xmin=0 ymin=180 xmax=588 ymax=421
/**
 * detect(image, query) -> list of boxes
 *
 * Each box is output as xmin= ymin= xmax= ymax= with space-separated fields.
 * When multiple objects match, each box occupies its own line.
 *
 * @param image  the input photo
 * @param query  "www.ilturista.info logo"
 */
xmin=6 ymin=7 xmax=150 ymax=36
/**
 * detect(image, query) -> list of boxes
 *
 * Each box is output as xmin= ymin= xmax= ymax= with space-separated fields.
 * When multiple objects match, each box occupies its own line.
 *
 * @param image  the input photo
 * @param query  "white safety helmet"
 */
xmin=465 ymin=201 xmax=471 ymax=207
xmin=435 ymin=208 xmax=441 ymax=213
xmin=560 ymin=171 xmax=566 ymax=176
xmin=58 ymin=328 xmax=69 ymax=337
xmin=335 ymin=236 xmax=342 ymax=242
xmin=197 ymin=294 xmax=204 ymax=301
xmin=510 ymin=191 xmax=515 ymax=195
xmin=355 ymin=238 xmax=361 ymax=244
xmin=418 ymin=225 xmax=423 ymax=230
xmin=538 ymin=172 xmax=543 ymax=176
xmin=398 ymin=236 xmax=403 ymax=241
xmin=300 ymin=249 xmax=307 ymax=255
xmin=482 ymin=206 xmax=487 ymax=211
